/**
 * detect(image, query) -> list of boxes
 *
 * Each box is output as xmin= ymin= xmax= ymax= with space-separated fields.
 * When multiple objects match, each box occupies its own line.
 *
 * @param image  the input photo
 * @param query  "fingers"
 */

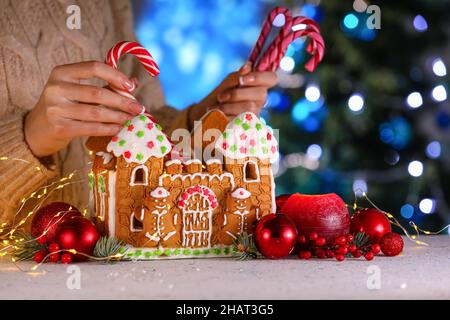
xmin=51 ymin=61 xmax=134 ymax=91
xmin=217 ymin=101 xmax=261 ymax=117
xmin=58 ymin=103 xmax=133 ymax=125
xmin=217 ymin=86 xmax=267 ymax=106
xmin=62 ymin=119 xmax=122 ymax=137
xmin=238 ymin=71 xmax=278 ymax=88
xmin=58 ymin=83 xmax=143 ymax=114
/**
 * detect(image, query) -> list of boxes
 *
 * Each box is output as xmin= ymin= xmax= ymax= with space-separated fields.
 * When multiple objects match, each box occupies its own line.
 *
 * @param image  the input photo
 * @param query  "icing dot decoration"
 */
xmin=178 ymin=185 xmax=218 ymax=210
xmin=216 ymin=112 xmax=278 ymax=162
xmin=107 ymin=113 xmax=172 ymax=164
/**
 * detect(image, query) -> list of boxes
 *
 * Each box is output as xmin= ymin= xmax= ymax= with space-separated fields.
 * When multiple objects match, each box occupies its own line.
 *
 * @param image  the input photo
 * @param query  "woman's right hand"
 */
xmin=24 ymin=61 xmax=143 ymax=158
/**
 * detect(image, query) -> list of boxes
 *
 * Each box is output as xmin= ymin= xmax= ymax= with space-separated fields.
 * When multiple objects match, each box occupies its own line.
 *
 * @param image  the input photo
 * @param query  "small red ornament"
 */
xmin=282 ymin=193 xmax=350 ymax=243
xmin=55 ymin=216 xmax=99 ymax=262
xmin=34 ymin=250 xmax=47 ymax=263
xmin=379 ymin=232 xmax=404 ymax=256
xmin=48 ymin=243 xmax=60 ymax=253
xmin=49 ymin=253 xmax=60 ymax=263
xmin=371 ymin=243 xmax=381 ymax=254
xmin=36 ymin=235 xmax=48 ymax=245
xmin=335 ymin=254 xmax=345 ymax=262
xmin=298 ymin=250 xmax=312 ymax=260
xmin=61 ymin=253 xmax=73 ymax=264
xmin=255 ymin=214 xmax=298 ymax=259
xmin=350 ymin=208 xmax=391 ymax=243
xmin=364 ymin=251 xmax=374 ymax=261
xmin=31 ymin=202 xmax=81 ymax=243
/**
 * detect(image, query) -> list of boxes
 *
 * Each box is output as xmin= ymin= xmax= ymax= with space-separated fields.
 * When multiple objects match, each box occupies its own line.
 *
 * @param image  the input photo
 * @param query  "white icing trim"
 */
xmin=184 ymin=159 xmax=202 ymax=165
xmin=205 ymin=158 xmax=222 ymax=165
xmin=107 ymin=171 xmax=116 ymax=237
xmin=243 ymin=160 xmax=260 ymax=183
xmin=231 ymin=187 xmax=251 ymax=199
xmin=130 ymin=165 xmax=148 ymax=186
xmin=225 ymin=230 xmax=237 ymax=240
xmin=165 ymin=159 xmax=182 ymax=166
xmin=130 ymin=212 xmax=143 ymax=232
xmin=96 ymin=152 xmax=113 ymax=165
xmin=150 ymin=187 xmax=170 ymax=198
xmin=162 ymin=231 xmax=176 ymax=241
xmin=159 ymin=172 xmax=235 ymax=190
xmin=173 ymin=213 xmax=178 ymax=225
xmin=145 ymin=231 xmax=160 ymax=241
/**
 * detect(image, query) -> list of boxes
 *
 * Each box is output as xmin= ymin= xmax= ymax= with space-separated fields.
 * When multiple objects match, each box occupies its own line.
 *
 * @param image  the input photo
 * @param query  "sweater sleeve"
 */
xmin=0 ymin=113 xmax=57 ymax=226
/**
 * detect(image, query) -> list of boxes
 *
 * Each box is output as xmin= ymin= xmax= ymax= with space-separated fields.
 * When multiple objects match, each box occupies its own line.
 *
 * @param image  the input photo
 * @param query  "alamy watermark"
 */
xmin=353 ymin=0 xmax=381 ymax=30
xmin=66 ymin=5 xmax=81 ymax=30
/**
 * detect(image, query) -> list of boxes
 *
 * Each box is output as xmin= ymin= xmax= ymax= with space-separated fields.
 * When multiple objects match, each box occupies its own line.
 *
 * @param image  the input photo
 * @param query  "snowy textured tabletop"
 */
xmin=0 ymin=236 xmax=449 ymax=300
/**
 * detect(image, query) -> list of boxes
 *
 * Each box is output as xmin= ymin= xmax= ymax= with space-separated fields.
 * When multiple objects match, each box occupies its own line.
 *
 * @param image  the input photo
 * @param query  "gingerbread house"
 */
xmin=86 ymin=110 xmax=278 ymax=259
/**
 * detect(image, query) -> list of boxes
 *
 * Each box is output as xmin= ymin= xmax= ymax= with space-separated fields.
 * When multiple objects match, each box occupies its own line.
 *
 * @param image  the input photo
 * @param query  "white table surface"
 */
xmin=0 ymin=236 xmax=449 ymax=300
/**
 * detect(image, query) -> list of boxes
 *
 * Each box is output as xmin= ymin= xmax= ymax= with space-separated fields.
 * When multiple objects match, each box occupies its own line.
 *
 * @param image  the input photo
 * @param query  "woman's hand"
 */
xmin=192 ymin=62 xmax=278 ymax=121
xmin=24 ymin=61 xmax=142 ymax=158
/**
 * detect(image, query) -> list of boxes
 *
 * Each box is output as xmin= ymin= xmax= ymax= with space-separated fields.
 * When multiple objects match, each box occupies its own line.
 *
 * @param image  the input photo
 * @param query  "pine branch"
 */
xmin=11 ymin=231 xmax=46 ymax=261
xmin=352 ymin=232 xmax=370 ymax=248
xmin=93 ymin=236 xmax=126 ymax=263
xmin=233 ymin=232 xmax=260 ymax=260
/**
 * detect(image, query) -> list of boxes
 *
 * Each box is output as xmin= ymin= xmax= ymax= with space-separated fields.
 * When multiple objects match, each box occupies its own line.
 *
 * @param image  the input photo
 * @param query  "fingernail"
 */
xmin=123 ymin=79 xmax=134 ymax=90
xmin=218 ymin=92 xmax=230 ymax=102
xmin=240 ymin=75 xmax=255 ymax=85
xmin=130 ymin=102 xmax=143 ymax=114
xmin=239 ymin=62 xmax=251 ymax=72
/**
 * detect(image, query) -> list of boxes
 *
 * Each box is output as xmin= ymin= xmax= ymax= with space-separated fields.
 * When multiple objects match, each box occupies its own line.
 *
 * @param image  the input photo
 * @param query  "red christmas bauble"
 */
xmin=55 ymin=216 xmax=99 ymax=261
xmin=255 ymin=214 xmax=298 ymax=259
xmin=350 ymin=208 xmax=391 ymax=243
xmin=380 ymin=232 xmax=404 ymax=256
xmin=275 ymin=194 xmax=292 ymax=213
xmin=61 ymin=253 xmax=73 ymax=264
xmin=282 ymin=193 xmax=350 ymax=243
xmin=31 ymin=202 xmax=81 ymax=243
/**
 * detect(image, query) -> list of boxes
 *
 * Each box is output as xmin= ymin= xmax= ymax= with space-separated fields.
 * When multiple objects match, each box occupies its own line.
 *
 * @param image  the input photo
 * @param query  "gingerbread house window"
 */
xmin=130 ymin=213 xmax=143 ymax=232
xmin=243 ymin=160 xmax=260 ymax=182
xmin=130 ymin=165 xmax=148 ymax=186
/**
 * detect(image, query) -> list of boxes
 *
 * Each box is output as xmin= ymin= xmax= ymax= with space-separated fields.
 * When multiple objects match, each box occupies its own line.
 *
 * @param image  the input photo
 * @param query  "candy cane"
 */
xmin=248 ymin=7 xmax=292 ymax=66
xmin=105 ymin=41 xmax=160 ymax=100
xmin=256 ymin=16 xmax=325 ymax=72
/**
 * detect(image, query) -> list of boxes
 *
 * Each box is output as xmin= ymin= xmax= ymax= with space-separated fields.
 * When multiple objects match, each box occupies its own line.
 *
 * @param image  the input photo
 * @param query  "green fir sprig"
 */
xmin=233 ymin=232 xmax=260 ymax=260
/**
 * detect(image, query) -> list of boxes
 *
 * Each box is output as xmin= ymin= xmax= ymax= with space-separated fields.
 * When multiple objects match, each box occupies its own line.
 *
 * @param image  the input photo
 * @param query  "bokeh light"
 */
xmin=305 ymin=85 xmax=321 ymax=102
xmin=400 ymin=204 xmax=415 ymax=219
xmin=419 ymin=198 xmax=436 ymax=214
xmin=348 ymin=93 xmax=365 ymax=112
xmin=425 ymin=141 xmax=441 ymax=159
xmin=432 ymin=58 xmax=447 ymax=77
xmin=431 ymin=85 xmax=447 ymax=102
xmin=280 ymin=56 xmax=296 ymax=72
xmin=343 ymin=13 xmax=359 ymax=29
xmin=353 ymin=179 xmax=368 ymax=196
xmin=406 ymin=92 xmax=423 ymax=109
xmin=408 ymin=160 xmax=424 ymax=177
xmin=413 ymin=15 xmax=428 ymax=32
xmin=306 ymin=144 xmax=322 ymax=160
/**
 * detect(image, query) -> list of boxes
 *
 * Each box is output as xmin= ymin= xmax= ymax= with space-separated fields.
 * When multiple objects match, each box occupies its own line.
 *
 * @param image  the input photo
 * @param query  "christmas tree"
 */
xmin=272 ymin=0 xmax=449 ymax=231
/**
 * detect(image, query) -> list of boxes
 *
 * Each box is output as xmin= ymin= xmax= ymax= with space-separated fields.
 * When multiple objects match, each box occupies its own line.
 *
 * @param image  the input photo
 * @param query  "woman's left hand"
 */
xmin=192 ymin=62 xmax=278 ymax=121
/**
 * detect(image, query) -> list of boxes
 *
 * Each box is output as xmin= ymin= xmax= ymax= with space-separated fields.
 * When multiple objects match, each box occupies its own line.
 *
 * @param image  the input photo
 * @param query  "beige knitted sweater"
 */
xmin=0 ymin=0 xmax=191 ymax=226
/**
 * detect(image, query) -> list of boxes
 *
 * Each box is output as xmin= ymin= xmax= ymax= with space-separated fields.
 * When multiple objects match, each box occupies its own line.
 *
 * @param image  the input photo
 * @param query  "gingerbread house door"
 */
xmin=179 ymin=186 xmax=218 ymax=248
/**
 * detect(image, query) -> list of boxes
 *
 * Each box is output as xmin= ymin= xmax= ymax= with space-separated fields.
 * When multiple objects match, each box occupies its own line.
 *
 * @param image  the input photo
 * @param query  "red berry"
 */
xmin=297 ymin=235 xmax=307 ymax=245
xmin=335 ymin=236 xmax=347 ymax=245
xmin=352 ymin=250 xmax=362 ymax=258
xmin=315 ymin=237 xmax=326 ymax=247
xmin=36 ymin=235 xmax=48 ymax=245
xmin=371 ymin=244 xmax=381 ymax=254
xmin=348 ymin=244 xmax=357 ymax=253
xmin=49 ymin=253 xmax=60 ymax=263
xmin=336 ymin=245 xmax=348 ymax=255
xmin=346 ymin=234 xmax=354 ymax=242
xmin=61 ymin=253 xmax=72 ymax=264
xmin=48 ymin=243 xmax=60 ymax=253
xmin=365 ymin=251 xmax=374 ymax=261
xmin=298 ymin=250 xmax=312 ymax=260
xmin=326 ymin=249 xmax=335 ymax=258
xmin=315 ymin=248 xmax=326 ymax=259
xmin=33 ymin=250 xmax=47 ymax=263
xmin=309 ymin=232 xmax=318 ymax=241
xmin=335 ymin=254 xmax=345 ymax=262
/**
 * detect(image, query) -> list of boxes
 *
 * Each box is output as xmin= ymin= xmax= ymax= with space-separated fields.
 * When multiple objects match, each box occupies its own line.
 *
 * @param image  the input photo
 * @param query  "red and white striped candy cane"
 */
xmin=256 ymin=16 xmax=325 ymax=72
xmin=105 ymin=41 xmax=160 ymax=100
xmin=248 ymin=6 xmax=292 ymax=66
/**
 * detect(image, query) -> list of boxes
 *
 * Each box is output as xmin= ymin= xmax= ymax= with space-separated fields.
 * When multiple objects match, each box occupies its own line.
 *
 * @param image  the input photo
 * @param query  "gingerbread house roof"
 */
xmin=215 ymin=112 xmax=278 ymax=162
xmin=107 ymin=113 xmax=172 ymax=164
